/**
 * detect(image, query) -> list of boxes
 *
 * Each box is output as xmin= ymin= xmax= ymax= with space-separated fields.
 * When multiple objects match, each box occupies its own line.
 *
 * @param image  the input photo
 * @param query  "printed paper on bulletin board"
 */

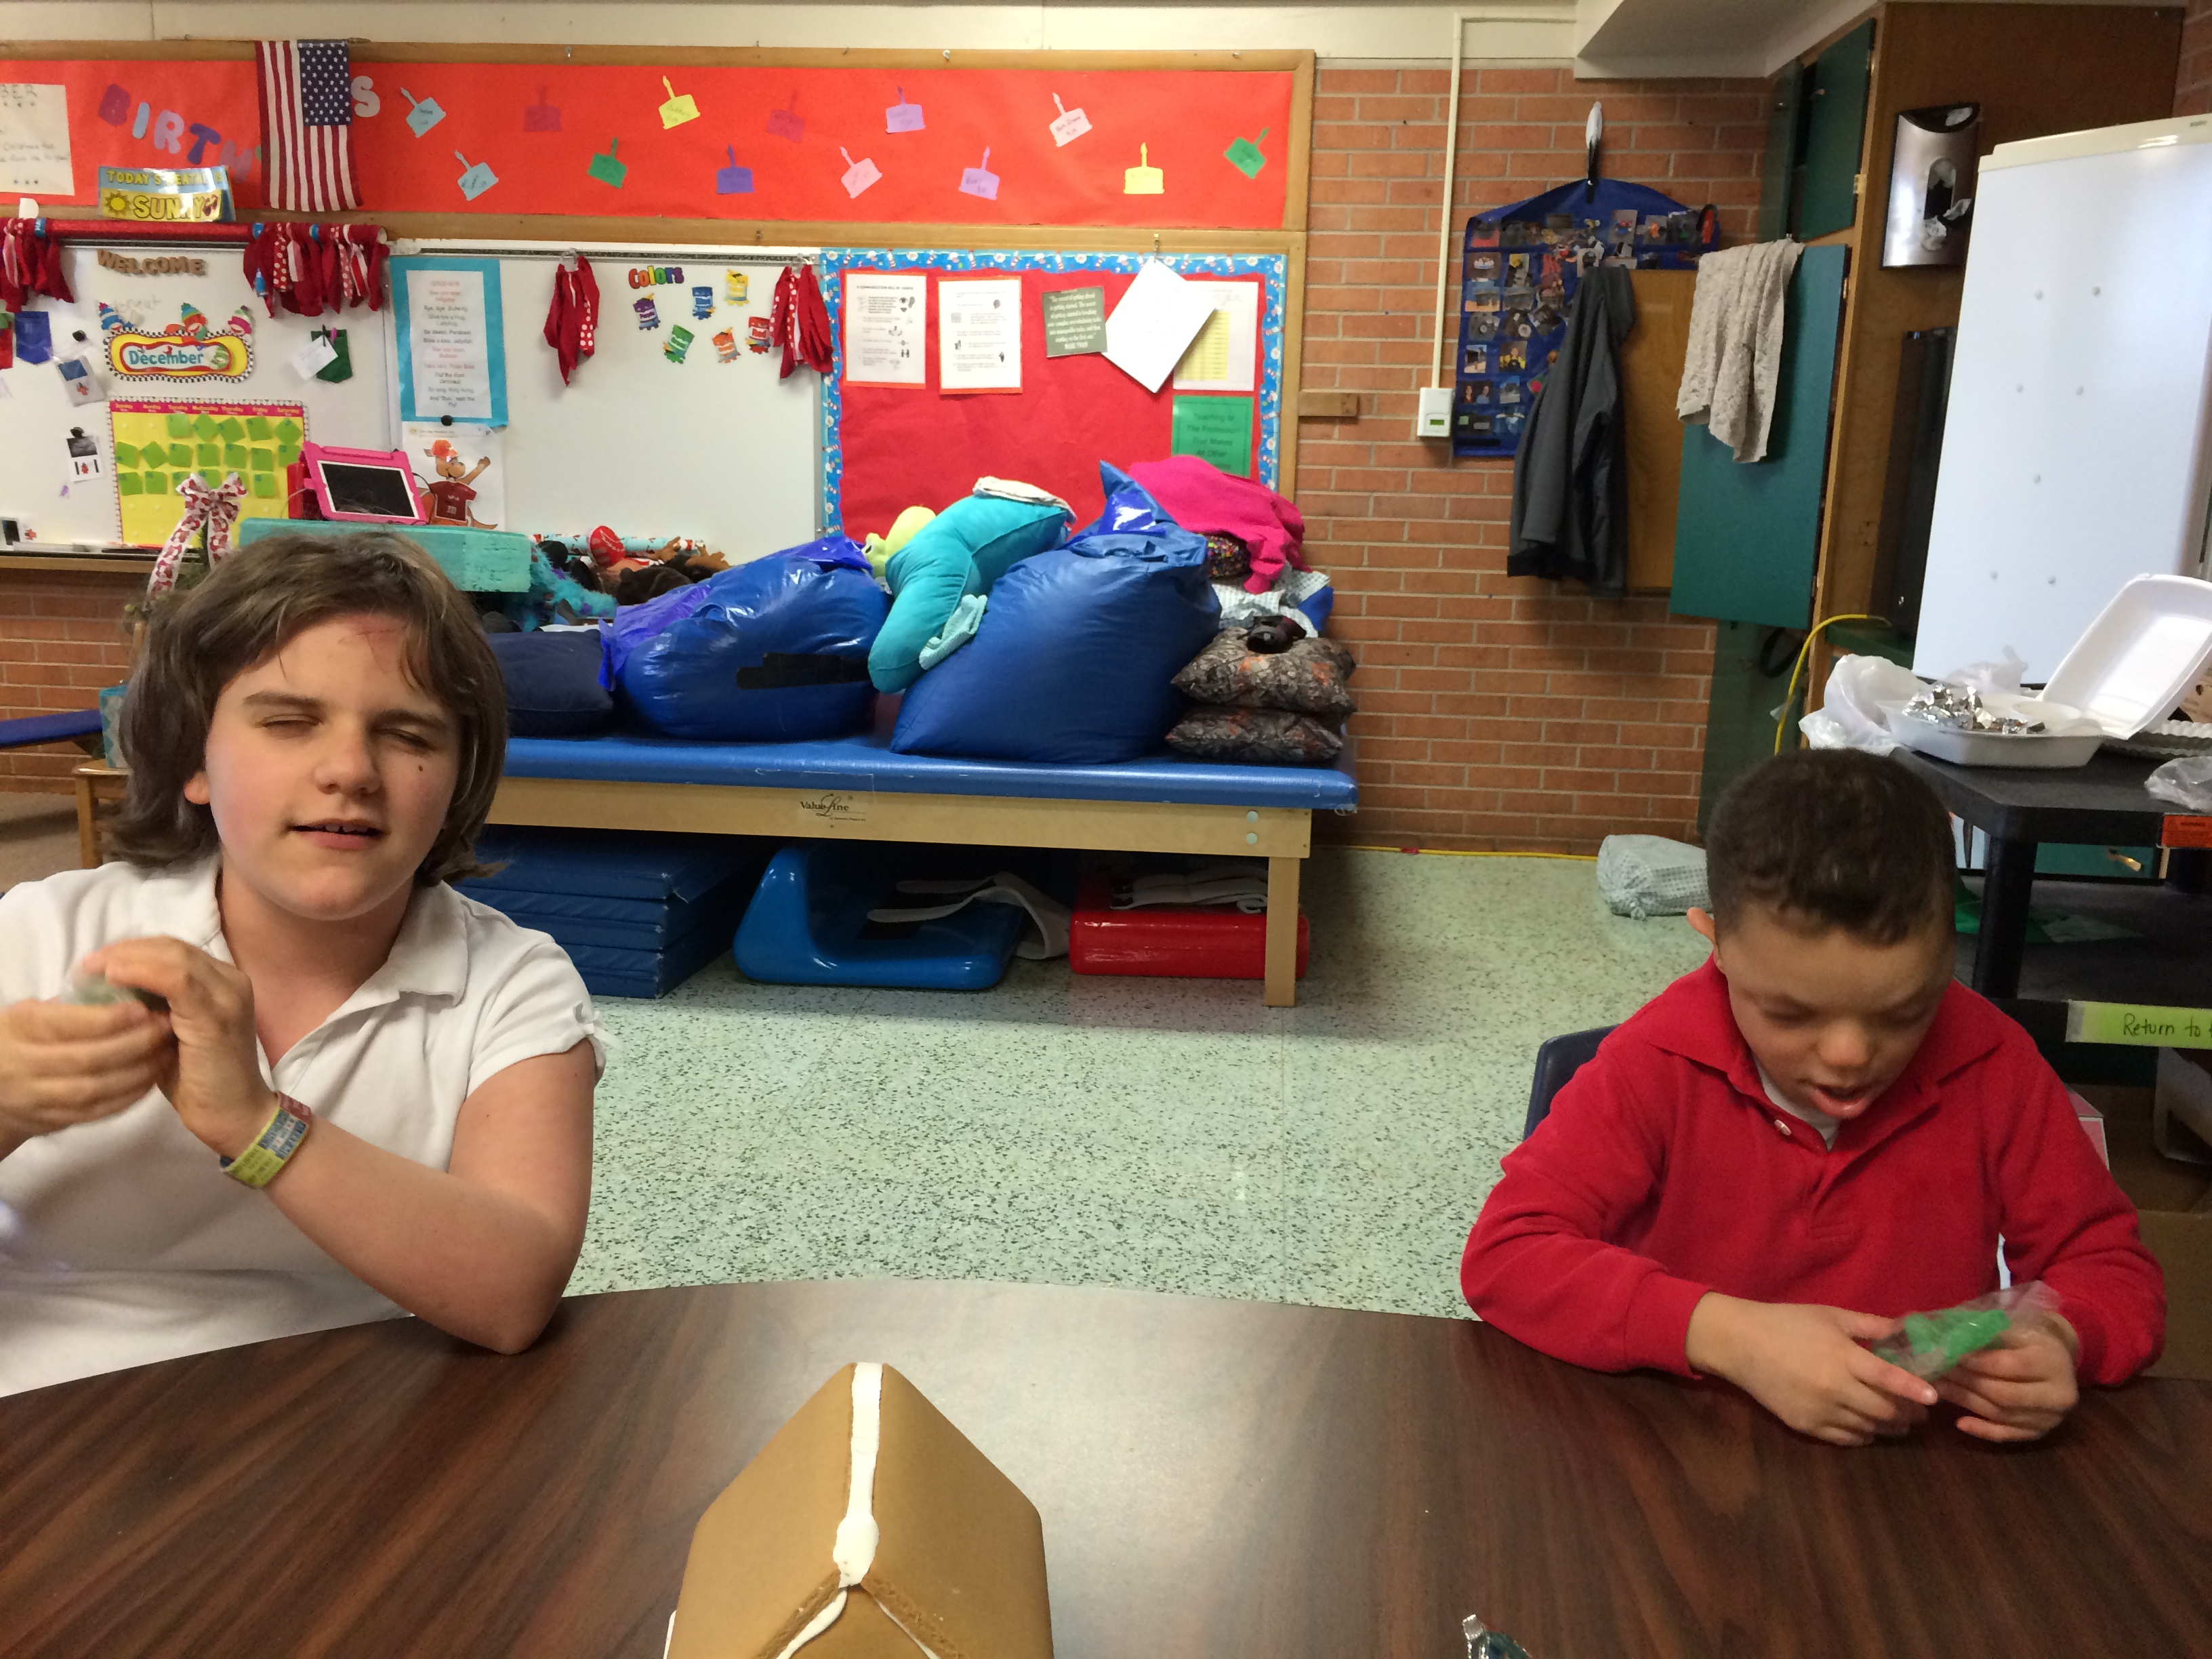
xmin=108 ymin=398 xmax=304 ymax=546
xmin=821 ymin=250 xmax=1281 ymax=537
xmin=0 ymin=61 xmax=265 ymax=210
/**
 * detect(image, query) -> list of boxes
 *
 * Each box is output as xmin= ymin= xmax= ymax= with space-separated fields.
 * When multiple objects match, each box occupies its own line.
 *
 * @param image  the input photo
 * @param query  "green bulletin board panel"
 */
xmin=1799 ymin=20 xmax=1875 ymax=241
xmin=1668 ymin=243 xmax=1847 ymax=630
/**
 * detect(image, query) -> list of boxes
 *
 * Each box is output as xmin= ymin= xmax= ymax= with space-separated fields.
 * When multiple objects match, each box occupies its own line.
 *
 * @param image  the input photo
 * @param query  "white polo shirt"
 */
xmin=0 ymin=856 xmax=604 ymax=1397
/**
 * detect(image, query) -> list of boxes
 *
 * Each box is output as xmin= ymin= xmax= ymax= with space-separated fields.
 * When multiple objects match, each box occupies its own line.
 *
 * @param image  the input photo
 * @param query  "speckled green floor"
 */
xmin=568 ymin=849 xmax=1709 ymax=1320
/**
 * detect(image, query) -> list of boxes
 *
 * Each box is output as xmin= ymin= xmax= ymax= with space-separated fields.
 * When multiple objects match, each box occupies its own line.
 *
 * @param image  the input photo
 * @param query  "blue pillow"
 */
xmin=487 ymin=631 xmax=614 ymax=737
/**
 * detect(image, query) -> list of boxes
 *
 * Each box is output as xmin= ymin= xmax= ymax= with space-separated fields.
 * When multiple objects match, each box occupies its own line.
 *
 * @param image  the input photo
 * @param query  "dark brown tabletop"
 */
xmin=4 ymin=1279 xmax=2211 ymax=1659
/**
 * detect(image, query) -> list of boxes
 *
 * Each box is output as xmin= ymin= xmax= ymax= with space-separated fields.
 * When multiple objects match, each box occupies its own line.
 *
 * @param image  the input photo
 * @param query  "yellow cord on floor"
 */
xmin=1775 ymin=614 xmax=1882 ymax=755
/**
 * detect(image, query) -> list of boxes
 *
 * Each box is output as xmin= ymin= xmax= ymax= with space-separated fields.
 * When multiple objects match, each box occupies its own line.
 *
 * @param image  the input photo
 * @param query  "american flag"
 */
xmin=255 ymin=39 xmax=359 ymax=212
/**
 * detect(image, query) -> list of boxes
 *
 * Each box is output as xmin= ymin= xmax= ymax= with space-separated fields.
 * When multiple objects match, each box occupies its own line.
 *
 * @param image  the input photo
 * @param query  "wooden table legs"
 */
xmin=1265 ymin=855 xmax=1302 ymax=1007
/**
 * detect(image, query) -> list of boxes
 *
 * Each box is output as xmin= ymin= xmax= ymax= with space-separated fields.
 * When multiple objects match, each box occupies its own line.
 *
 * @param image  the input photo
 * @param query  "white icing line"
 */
xmin=776 ymin=1362 xmax=933 ymax=1659
xmin=834 ymin=1361 xmax=884 ymax=1584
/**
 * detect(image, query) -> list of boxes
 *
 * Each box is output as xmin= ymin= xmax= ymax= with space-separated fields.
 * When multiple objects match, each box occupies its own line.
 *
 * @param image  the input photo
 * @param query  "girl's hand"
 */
xmin=0 ymin=995 xmax=171 ymax=1144
xmin=77 ymin=939 xmax=276 ymax=1161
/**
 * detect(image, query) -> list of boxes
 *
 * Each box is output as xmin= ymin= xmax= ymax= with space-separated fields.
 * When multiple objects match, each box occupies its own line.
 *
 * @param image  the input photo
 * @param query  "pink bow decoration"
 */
xmin=148 ymin=472 xmax=249 ymax=598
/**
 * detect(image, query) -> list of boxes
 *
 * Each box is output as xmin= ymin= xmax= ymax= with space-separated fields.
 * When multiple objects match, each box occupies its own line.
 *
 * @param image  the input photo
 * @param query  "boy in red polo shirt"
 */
xmin=1461 ymin=750 xmax=2164 ymax=1446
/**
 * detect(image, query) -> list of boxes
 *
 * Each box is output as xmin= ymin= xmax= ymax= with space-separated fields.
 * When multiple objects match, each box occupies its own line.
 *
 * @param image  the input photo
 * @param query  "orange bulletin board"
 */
xmin=0 ymin=52 xmax=1300 ymax=231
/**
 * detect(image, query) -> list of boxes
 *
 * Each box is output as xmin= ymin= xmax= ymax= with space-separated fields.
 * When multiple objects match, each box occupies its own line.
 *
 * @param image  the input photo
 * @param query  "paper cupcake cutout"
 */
xmin=959 ymin=148 xmax=1000 ymax=201
xmin=1124 ymin=143 xmax=1164 ymax=195
xmin=691 ymin=285 xmax=715 ymax=319
xmin=634 ymin=296 xmax=660 ymax=329
xmin=766 ymin=94 xmax=806 ymax=142
xmin=401 ymin=88 xmax=445 ymax=136
xmin=523 ymin=85 xmax=560 ymax=132
xmin=659 ymin=76 xmax=701 ymax=129
xmin=1225 ymin=127 xmax=1269 ymax=179
xmin=716 ymin=146 xmax=755 ymax=194
xmin=588 ymin=139 xmax=628 ymax=188
xmin=1049 ymin=94 xmax=1092 ymax=146
xmin=840 ymin=146 xmax=882 ymax=198
xmin=454 ymin=151 xmax=497 ymax=200
xmin=665 ymin=324 xmax=695 ymax=363
xmin=886 ymin=87 xmax=926 ymax=134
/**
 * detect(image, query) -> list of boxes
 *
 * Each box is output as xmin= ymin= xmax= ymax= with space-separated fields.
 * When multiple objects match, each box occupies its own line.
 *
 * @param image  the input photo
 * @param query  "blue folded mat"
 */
xmin=467 ymin=827 xmax=760 ymax=903
xmin=461 ymin=865 xmax=758 ymax=951
xmin=459 ymin=828 xmax=769 ymax=998
xmin=735 ymin=840 xmax=1030 ymax=991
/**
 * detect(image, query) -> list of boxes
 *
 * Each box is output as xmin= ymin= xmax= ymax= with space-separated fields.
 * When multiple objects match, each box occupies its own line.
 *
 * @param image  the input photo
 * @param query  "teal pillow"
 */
xmin=868 ymin=493 xmax=1069 ymax=692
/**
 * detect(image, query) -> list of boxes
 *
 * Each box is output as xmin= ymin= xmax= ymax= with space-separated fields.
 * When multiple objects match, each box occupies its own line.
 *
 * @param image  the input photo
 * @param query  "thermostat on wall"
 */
xmin=1416 ymin=385 xmax=1453 ymax=441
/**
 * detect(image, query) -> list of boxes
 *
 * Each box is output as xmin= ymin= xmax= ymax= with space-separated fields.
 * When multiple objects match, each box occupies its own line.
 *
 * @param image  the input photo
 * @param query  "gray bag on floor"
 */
xmin=1596 ymin=835 xmax=1709 ymax=920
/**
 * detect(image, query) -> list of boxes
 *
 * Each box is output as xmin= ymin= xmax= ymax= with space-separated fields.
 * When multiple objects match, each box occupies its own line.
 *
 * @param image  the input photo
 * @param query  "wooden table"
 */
xmin=4 ymin=1279 xmax=2209 ymax=1658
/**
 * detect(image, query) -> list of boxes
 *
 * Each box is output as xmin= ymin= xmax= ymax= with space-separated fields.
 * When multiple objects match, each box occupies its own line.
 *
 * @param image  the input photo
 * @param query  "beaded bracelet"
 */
xmin=219 ymin=1094 xmax=314 ymax=1189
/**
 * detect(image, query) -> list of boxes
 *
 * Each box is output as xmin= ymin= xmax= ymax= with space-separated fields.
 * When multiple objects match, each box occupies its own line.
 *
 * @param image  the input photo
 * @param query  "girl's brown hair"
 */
xmin=110 ymin=530 xmax=506 ymax=884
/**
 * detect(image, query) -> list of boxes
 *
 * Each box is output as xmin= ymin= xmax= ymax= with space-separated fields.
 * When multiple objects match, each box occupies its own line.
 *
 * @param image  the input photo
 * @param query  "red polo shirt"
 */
xmin=1460 ymin=960 xmax=2164 ymax=1386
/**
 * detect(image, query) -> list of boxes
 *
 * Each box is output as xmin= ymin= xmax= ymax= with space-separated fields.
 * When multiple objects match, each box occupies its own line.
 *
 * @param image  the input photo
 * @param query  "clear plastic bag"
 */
xmin=2147 ymin=756 xmax=2212 ymax=813
xmin=1799 ymin=654 xmax=1923 ymax=754
xmin=1464 ymin=1614 xmax=1534 ymax=1658
xmin=1869 ymin=1282 xmax=2061 ymax=1380
xmin=1595 ymin=835 xmax=1709 ymax=920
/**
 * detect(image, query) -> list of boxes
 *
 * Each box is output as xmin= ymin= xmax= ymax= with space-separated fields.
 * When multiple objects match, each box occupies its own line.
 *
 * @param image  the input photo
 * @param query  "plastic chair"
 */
xmin=1523 ymin=1026 xmax=1616 ymax=1139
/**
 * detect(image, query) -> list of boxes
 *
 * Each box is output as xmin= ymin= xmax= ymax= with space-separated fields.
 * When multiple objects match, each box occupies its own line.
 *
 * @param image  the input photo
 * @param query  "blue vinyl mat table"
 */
xmin=497 ymin=730 xmax=1358 ymax=1006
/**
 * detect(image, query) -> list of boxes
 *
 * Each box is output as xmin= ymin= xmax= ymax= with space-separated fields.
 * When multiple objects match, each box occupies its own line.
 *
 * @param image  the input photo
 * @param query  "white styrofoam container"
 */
xmin=1883 ymin=699 xmax=2105 ymax=768
xmin=1888 ymin=573 xmax=2212 ymax=766
xmin=2042 ymin=574 xmax=2212 ymax=737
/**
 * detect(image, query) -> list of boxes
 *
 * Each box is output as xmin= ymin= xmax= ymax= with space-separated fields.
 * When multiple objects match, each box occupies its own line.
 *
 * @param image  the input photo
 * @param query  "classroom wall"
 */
xmin=0 ymin=572 xmax=138 ymax=788
xmin=2177 ymin=0 xmax=2212 ymax=112
xmin=1302 ymin=63 xmax=1765 ymax=852
xmin=0 ymin=28 xmax=1769 ymax=857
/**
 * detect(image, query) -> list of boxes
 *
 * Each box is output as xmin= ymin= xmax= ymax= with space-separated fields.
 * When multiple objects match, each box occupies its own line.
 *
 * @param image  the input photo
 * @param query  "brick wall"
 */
xmin=2179 ymin=0 xmax=2212 ymax=114
xmin=0 ymin=574 xmax=138 ymax=789
xmin=1302 ymin=64 xmax=1767 ymax=851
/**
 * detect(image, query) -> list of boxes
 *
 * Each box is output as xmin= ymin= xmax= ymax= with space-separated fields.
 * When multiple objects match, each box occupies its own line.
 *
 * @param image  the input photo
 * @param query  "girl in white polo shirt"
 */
xmin=0 ymin=532 xmax=603 ymax=1396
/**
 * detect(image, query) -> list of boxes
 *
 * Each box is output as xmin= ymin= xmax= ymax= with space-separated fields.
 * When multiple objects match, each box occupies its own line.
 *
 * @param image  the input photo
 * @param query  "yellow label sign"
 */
xmin=103 ymin=329 xmax=251 ymax=382
xmin=2065 ymin=1002 xmax=2212 ymax=1048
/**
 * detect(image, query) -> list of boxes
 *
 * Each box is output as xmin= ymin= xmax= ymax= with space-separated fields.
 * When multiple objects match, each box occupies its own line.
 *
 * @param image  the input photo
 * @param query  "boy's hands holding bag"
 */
xmin=79 ymin=937 xmax=278 ymax=1162
xmin=1687 ymin=1292 xmax=1940 ymax=1447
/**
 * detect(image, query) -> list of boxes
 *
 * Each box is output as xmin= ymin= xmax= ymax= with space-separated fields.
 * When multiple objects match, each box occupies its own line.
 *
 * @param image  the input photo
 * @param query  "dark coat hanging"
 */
xmin=1507 ymin=266 xmax=1637 ymax=596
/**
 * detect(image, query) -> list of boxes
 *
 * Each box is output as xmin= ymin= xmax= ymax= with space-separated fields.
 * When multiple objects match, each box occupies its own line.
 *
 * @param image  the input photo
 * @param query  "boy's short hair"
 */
xmin=110 ymin=531 xmax=506 ymax=885
xmin=1705 ymin=750 xmax=1954 ymax=943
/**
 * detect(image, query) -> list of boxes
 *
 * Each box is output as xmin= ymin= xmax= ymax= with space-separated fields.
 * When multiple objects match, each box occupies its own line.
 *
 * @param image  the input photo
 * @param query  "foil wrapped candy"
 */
xmin=1900 ymin=682 xmax=2045 ymax=735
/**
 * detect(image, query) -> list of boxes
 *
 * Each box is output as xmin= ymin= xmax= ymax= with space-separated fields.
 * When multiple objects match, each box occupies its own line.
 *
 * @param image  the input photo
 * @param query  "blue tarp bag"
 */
xmin=892 ymin=493 xmax=1219 ymax=764
xmin=619 ymin=550 xmax=888 ymax=741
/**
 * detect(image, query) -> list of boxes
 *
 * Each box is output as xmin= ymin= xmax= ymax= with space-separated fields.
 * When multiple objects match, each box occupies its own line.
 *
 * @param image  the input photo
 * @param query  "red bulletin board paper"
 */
xmin=836 ymin=267 xmax=1264 ymax=539
xmin=0 ymin=60 xmax=266 ymax=209
xmin=343 ymin=63 xmax=1292 ymax=228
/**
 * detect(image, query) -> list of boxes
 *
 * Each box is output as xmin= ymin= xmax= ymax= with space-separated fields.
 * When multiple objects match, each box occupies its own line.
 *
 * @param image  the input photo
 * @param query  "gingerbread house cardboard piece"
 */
xmin=668 ymin=1361 xmax=1053 ymax=1659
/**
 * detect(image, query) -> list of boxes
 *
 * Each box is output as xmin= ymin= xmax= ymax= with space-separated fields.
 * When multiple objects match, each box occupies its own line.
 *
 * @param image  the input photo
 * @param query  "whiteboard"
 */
xmin=1915 ymin=124 xmax=2212 ymax=680
xmin=0 ymin=239 xmax=393 ymax=546
xmin=391 ymin=239 xmax=822 ymax=559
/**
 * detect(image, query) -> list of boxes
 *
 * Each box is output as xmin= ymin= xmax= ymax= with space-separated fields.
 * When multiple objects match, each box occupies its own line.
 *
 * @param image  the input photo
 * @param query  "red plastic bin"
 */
xmin=1067 ymin=876 xmax=1309 ymax=980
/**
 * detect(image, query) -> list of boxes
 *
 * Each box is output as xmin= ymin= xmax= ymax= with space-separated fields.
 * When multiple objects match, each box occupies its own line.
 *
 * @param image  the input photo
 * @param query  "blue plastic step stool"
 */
xmin=735 ymin=841 xmax=1029 ymax=991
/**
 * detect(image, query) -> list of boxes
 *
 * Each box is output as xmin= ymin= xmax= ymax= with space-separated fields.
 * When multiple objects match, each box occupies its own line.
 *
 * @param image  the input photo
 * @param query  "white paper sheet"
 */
xmin=1171 ymin=280 xmax=1261 ymax=393
xmin=1104 ymin=261 xmax=1216 ymax=395
xmin=0 ymin=84 xmax=73 ymax=197
xmin=843 ymin=271 xmax=926 ymax=387
xmin=403 ymin=266 xmax=497 ymax=420
xmin=938 ymin=276 xmax=1021 ymax=392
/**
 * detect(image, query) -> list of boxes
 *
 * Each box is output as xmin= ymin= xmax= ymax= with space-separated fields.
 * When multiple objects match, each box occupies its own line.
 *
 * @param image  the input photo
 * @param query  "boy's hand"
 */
xmin=0 ymin=996 xmax=171 ymax=1143
xmin=78 ymin=939 xmax=276 ymax=1162
xmin=1935 ymin=1317 xmax=2079 ymax=1443
xmin=1687 ymin=1293 xmax=1939 ymax=1448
